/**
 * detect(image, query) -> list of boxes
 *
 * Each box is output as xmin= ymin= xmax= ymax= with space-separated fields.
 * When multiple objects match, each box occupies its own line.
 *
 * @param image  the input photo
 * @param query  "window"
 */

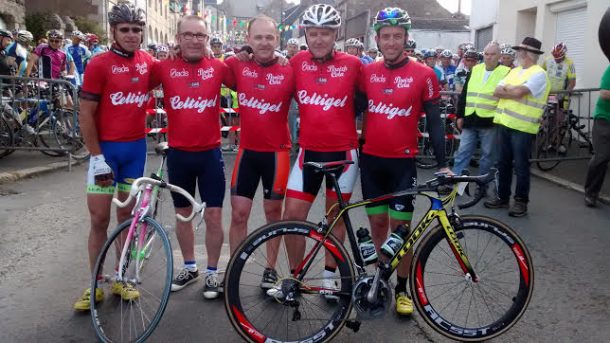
xmin=475 ymin=26 xmax=493 ymax=50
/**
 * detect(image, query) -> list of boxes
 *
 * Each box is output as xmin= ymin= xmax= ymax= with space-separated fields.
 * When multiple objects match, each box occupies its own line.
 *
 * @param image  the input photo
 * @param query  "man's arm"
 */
xmin=494 ymin=84 xmax=531 ymax=99
xmin=567 ymin=78 xmax=576 ymax=91
xmin=600 ymin=89 xmax=610 ymax=100
xmin=456 ymin=71 xmax=471 ymax=130
xmin=67 ymin=60 xmax=76 ymax=76
xmin=423 ymin=99 xmax=449 ymax=170
xmin=25 ymin=53 xmax=38 ymax=77
xmin=79 ymin=98 xmax=102 ymax=156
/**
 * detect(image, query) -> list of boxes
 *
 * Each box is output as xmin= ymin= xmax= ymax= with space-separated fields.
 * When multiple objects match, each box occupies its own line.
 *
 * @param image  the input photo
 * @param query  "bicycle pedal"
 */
xmin=345 ymin=320 xmax=361 ymax=333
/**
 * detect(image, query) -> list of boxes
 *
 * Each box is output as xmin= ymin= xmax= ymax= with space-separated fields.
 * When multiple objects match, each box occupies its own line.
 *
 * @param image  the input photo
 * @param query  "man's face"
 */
xmin=376 ymin=26 xmax=407 ymax=62
xmin=464 ymin=58 xmax=477 ymax=69
xmin=483 ymin=46 xmax=499 ymax=68
xmin=113 ymin=23 xmax=143 ymax=52
xmin=346 ymin=46 xmax=359 ymax=56
xmin=1 ymin=36 xmax=12 ymax=49
xmin=367 ymin=51 xmax=377 ymax=59
xmin=405 ymin=49 xmax=414 ymax=57
xmin=500 ymin=55 xmax=514 ymax=67
xmin=554 ymin=56 xmax=565 ymax=63
xmin=440 ymin=56 xmax=451 ymax=67
xmin=246 ymin=19 xmax=278 ymax=62
xmin=287 ymin=43 xmax=299 ymax=57
xmin=211 ymin=43 xmax=222 ymax=56
xmin=517 ymin=49 xmax=529 ymax=66
xmin=177 ymin=19 xmax=209 ymax=61
xmin=157 ymin=51 xmax=168 ymax=60
xmin=424 ymin=56 xmax=435 ymax=68
xmin=71 ymin=36 xmax=81 ymax=45
xmin=48 ymin=36 xmax=64 ymax=50
xmin=305 ymin=27 xmax=336 ymax=58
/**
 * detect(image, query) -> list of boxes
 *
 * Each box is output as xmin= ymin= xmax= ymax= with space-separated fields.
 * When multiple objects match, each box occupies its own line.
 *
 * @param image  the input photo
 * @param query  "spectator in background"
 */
xmin=37 ymin=37 xmax=48 ymax=46
xmin=4 ymin=30 xmax=32 ymax=77
xmin=405 ymin=39 xmax=416 ymax=57
xmin=485 ymin=37 xmax=550 ymax=217
xmin=500 ymin=46 xmax=517 ymax=68
xmin=423 ymin=49 xmax=444 ymax=84
xmin=454 ymin=48 xmax=479 ymax=93
xmin=65 ymin=30 xmax=91 ymax=86
xmin=286 ymin=38 xmax=299 ymax=58
xmin=0 ymin=30 xmax=13 ymax=77
xmin=541 ymin=42 xmax=576 ymax=113
xmin=366 ymin=47 xmax=379 ymax=60
xmin=345 ymin=38 xmax=374 ymax=64
xmin=439 ymin=49 xmax=456 ymax=90
xmin=452 ymin=42 xmax=510 ymax=193
xmin=156 ymin=45 xmax=169 ymax=60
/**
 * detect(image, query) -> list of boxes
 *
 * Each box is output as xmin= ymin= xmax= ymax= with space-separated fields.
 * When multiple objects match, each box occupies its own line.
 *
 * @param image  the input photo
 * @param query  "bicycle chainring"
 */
xmin=352 ymin=275 xmax=391 ymax=320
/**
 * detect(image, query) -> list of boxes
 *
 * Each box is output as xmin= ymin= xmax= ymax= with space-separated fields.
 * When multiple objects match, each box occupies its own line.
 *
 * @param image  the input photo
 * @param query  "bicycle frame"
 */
xmin=297 ymin=170 xmax=477 ymax=285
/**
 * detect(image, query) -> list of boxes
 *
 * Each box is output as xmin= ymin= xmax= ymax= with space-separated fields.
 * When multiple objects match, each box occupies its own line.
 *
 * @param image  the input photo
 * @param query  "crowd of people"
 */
xmin=3 ymin=0 xmax=606 ymax=326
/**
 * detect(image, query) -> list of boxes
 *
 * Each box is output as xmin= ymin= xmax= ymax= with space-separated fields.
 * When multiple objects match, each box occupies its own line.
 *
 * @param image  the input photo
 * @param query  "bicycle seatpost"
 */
xmin=327 ymin=170 xmax=348 ymax=209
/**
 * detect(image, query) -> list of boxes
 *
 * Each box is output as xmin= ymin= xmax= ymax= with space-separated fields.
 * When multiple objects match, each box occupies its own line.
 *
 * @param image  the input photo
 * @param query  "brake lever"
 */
xmin=194 ymin=208 xmax=205 ymax=231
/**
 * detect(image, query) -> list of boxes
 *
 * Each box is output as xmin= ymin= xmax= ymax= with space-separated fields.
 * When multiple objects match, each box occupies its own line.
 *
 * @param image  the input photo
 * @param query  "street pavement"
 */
xmin=0 ymin=150 xmax=609 ymax=342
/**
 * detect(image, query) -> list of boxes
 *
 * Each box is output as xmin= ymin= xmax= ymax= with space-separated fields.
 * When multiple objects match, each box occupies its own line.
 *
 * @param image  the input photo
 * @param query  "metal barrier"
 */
xmin=0 ymin=75 xmax=87 ymax=169
xmin=531 ymin=88 xmax=599 ymax=171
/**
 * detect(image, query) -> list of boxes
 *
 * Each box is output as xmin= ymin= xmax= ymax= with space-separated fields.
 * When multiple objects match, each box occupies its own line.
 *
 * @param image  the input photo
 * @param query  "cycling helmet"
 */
xmin=301 ymin=4 xmax=341 ymax=29
xmin=423 ymin=49 xmax=436 ymax=59
xmin=551 ymin=42 xmax=567 ymax=59
xmin=210 ymin=37 xmax=223 ymax=46
xmin=414 ymin=49 xmax=423 ymax=58
xmin=108 ymin=2 xmax=145 ymax=27
xmin=368 ymin=47 xmax=379 ymax=53
xmin=157 ymin=45 xmax=169 ymax=53
xmin=16 ymin=30 xmax=33 ymax=43
xmin=146 ymin=43 xmax=157 ymax=51
xmin=345 ymin=38 xmax=363 ymax=49
xmin=463 ymin=49 xmax=478 ymax=60
xmin=86 ymin=33 xmax=99 ymax=44
xmin=287 ymin=38 xmax=299 ymax=46
xmin=440 ymin=49 xmax=453 ymax=58
xmin=47 ymin=29 xmax=64 ymax=39
xmin=406 ymin=39 xmax=416 ymax=49
xmin=500 ymin=47 xmax=515 ymax=58
xmin=72 ymin=30 xmax=83 ymax=38
xmin=0 ymin=29 xmax=13 ymax=39
xmin=373 ymin=7 xmax=411 ymax=32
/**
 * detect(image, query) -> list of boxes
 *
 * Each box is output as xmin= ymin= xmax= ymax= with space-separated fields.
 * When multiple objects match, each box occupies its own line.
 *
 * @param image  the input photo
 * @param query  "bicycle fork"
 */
xmin=440 ymin=213 xmax=479 ymax=282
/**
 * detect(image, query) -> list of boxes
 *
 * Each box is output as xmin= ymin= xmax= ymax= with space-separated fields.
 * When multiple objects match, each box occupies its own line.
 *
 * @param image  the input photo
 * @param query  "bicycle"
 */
xmin=416 ymin=101 xmax=460 ymax=169
xmin=225 ymin=161 xmax=534 ymax=342
xmin=90 ymin=143 xmax=205 ymax=343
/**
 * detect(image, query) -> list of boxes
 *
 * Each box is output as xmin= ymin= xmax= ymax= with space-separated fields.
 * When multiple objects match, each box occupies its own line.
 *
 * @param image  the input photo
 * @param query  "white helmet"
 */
xmin=301 ymin=4 xmax=341 ymax=29
xmin=157 ymin=45 xmax=169 ymax=53
xmin=440 ymin=49 xmax=453 ymax=58
xmin=345 ymin=38 xmax=363 ymax=49
xmin=16 ymin=30 xmax=33 ymax=43
xmin=287 ymin=38 xmax=299 ymax=46
xmin=500 ymin=47 xmax=516 ymax=58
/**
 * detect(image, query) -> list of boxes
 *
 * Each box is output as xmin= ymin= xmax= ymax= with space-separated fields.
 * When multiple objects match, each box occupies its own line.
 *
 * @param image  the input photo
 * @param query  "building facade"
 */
xmin=470 ymin=0 xmax=608 ymax=89
xmin=0 ymin=0 xmax=26 ymax=30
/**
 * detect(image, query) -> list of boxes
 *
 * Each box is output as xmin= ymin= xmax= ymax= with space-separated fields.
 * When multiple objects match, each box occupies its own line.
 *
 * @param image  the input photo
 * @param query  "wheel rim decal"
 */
xmin=232 ymin=305 xmax=266 ymax=343
xmin=511 ymin=243 xmax=530 ymax=287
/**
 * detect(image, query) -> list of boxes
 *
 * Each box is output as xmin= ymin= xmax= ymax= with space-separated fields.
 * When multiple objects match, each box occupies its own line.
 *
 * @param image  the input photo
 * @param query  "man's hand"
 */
xmin=91 ymin=154 xmax=114 ymax=187
xmin=438 ymin=167 xmax=454 ymax=176
xmin=169 ymin=46 xmax=180 ymax=60
xmin=235 ymin=50 xmax=252 ymax=62
xmin=456 ymin=118 xmax=464 ymax=131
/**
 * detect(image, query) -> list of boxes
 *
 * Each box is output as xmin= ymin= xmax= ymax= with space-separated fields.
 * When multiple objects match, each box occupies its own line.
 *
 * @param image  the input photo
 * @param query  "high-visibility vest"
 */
xmin=494 ymin=65 xmax=550 ymax=134
xmin=465 ymin=64 xmax=510 ymax=118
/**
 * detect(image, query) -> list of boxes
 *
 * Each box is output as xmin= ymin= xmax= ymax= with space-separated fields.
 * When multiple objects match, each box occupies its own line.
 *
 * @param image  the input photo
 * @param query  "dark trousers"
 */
xmin=497 ymin=125 xmax=534 ymax=202
xmin=585 ymin=118 xmax=610 ymax=197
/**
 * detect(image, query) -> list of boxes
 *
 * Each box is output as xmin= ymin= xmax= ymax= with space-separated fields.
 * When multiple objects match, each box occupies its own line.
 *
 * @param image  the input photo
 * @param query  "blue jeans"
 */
xmin=452 ymin=126 xmax=498 ymax=176
xmin=497 ymin=125 xmax=534 ymax=202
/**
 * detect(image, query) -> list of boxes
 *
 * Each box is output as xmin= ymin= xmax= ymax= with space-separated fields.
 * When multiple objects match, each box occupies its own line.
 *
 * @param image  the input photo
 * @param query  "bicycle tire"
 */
xmin=54 ymin=109 xmax=90 ymax=160
xmin=0 ymin=116 xmax=14 ymax=158
xmin=91 ymin=217 xmax=173 ymax=343
xmin=535 ymin=126 xmax=561 ymax=171
xmin=225 ymin=220 xmax=354 ymax=343
xmin=411 ymin=215 xmax=534 ymax=341
xmin=36 ymin=114 xmax=67 ymax=157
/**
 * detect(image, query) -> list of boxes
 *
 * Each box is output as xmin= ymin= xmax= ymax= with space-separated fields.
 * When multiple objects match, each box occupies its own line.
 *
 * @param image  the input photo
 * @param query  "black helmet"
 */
xmin=210 ymin=37 xmax=223 ymax=46
xmin=406 ymin=39 xmax=416 ymax=49
xmin=147 ymin=43 xmax=157 ymax=51
xmin=0 ymin=29 xmax=12 ymax=39
xmin=47 ymin=29 xmax=64 ymax=39
xmin=108 ymin=2 xmax=145 ymax=27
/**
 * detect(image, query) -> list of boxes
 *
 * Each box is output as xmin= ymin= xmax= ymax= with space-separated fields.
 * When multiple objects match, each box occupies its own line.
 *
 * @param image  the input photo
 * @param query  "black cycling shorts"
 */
xmin=230 ymin=149 xmax=290 ymax=200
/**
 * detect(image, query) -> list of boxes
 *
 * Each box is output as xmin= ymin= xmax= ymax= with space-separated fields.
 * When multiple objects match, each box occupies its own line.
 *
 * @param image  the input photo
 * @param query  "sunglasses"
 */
xmin=376 ymin=9 xmax=405 ymax=22
xmin=49 ymin=39 xmax=63 ymax=43
xmin=181 ymin=32 xmax=208 ymax=41
xmin=118 ymin=27 xmax=143 ymax=34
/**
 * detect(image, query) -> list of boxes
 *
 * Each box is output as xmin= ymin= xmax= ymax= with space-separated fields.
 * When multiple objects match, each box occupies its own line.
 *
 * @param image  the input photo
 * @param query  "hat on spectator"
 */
xmin=512 ymin=37 xmax=543 ymax=55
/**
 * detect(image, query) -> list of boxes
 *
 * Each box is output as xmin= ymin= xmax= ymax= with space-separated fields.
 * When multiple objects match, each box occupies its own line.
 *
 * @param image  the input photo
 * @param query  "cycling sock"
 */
xmin=206 ymin=266 xmax=218 ymax=274
xmin=184 ymin=261 xmax=197 ymax=272
xmin=324 ymin=266 xmax=337 ymax=273
xmin=395 ymin=276 xmax=408 ymax=294
xmin=323 ymin=266 xmax=336 ymax=279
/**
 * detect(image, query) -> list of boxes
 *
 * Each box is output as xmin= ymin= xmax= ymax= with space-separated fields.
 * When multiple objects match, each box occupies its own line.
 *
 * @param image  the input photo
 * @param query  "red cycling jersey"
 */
xmin=149 ymin=57 xmax=234 ymax=151
xmin=225 ymin=57 xmax=294 ymax=152
xmin=360 ymin=59 xmax=440 ymax=158
xmin=81 ymin=50 xmax=155 ymax=142
xmin=290 ymin=51 xmax=360 ymax=152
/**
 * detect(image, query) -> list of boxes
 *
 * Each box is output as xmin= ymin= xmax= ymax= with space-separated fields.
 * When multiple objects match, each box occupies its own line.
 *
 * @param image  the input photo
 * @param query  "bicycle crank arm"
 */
xmin=366 ymin=268 xmax=382 ymax=303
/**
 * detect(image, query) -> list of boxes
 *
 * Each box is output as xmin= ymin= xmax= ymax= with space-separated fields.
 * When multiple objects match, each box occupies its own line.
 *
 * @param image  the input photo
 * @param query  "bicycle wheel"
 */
xmin=536 ymin=126 xmax=562 ymax=171
xmin=36 ymin=114 xmax=66 ymax=157
xmin=0 ymin=116 xmax=14 ymax=158
xmin=54 ymin=109 xmax=89 ymax=160
xmin=225 ymin=221 xmax=354 ymax=343
xmin=91 ymin=217 xmax=173 ymax=343
xmin=411 ymin=215 xmax=534 ymax=341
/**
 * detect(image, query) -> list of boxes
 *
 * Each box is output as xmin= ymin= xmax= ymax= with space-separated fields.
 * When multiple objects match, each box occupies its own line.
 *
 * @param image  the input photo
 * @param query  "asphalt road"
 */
xmin=0 ymin=153 xmax=609 ymax=342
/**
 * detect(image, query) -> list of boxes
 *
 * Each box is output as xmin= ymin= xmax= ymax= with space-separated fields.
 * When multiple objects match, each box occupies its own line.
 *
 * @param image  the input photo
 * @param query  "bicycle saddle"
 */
xmin=304 ymin=160 xmax=354 ymax=173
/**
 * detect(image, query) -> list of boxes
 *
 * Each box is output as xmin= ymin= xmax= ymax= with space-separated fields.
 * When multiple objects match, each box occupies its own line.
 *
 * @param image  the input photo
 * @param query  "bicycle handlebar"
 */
xmin=112 ymin=177 xmax=206 ymax=222
xmin=428 ymin=169 xmax=497 ymax=209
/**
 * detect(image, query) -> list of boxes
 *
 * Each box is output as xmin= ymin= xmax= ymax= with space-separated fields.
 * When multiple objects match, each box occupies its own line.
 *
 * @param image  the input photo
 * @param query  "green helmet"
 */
xmin=373 ymin=7 xmax=411 ymax=33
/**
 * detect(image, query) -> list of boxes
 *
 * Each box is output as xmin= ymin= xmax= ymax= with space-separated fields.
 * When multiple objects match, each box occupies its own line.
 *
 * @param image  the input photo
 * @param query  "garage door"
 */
xmin=556 ymin=7 xmax=586 ymax=88
xmin=476 ymin=26 xmax=493 ymax=50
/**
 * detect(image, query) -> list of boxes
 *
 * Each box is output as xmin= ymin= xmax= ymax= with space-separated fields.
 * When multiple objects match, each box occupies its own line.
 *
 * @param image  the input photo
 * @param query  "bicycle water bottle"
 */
xmin=357 ymin=227 xmax=378 ymax=264
xmin=381 ymin=225 xmax=410 ymax=258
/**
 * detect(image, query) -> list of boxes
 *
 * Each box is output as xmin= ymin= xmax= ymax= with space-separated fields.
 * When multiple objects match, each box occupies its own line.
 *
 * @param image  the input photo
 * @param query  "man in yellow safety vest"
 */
xmin=484 ymin=37 xmax=550 ymax=217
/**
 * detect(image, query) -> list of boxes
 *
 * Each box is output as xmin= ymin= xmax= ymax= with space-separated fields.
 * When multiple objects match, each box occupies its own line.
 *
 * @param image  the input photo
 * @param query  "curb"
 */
xmin=531 ymin=169 xmax=610 ymax=205
xmin=0 ymin=159 xmax=85 ymax=185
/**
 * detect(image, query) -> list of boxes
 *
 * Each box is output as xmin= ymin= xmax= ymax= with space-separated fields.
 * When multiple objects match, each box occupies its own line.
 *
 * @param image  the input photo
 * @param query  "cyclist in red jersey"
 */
xmin=149 ymin=15 xmax=234 ymax=299
xmin=283 ymin=4 xmax=362 ymax=301
xmin=225 ymin=16 xmax=294 ymax=290
xmin=359 ymin=7 xmax=451 ymax=315
xmin=74 ymin=3 xmax=153 ymax=311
